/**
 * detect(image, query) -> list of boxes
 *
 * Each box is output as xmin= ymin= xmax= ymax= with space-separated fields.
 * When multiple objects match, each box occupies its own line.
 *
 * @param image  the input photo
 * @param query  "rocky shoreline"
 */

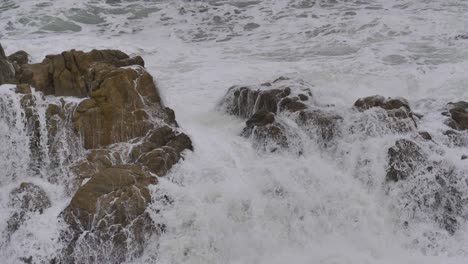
xmin=2 ymin=42 xmax=468 ymax=262
xmin=1 ymin=44 xmax=192 ymax=263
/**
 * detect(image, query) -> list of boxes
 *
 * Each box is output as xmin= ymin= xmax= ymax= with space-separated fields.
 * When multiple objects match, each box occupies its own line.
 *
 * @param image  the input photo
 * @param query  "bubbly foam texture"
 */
xmin=1 ymin=0 xmax=468 ymax=263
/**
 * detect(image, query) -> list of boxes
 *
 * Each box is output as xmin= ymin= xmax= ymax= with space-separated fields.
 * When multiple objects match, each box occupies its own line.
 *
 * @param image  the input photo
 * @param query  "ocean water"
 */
xmin=1 ymin=0 xmax=468 ymax=263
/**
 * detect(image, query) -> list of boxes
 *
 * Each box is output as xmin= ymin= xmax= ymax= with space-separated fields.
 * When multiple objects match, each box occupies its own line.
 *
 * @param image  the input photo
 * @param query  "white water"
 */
xmin=2 ymin=0 xmax=468 ymax=263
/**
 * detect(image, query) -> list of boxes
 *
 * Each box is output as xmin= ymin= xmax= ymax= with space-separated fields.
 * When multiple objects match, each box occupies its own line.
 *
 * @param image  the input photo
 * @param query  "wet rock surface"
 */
xmin=2 ymin=46 xmax=192 ymax=263
xmin=445 ymin=101 xmax=468 ymax=131
xmin=5 ymin=183 xmax=51 ymax=237
xmin=219 ymin=77 xmax=319 ymax=150
xmin=0 ymin=44 xmax=16 ymax=85
xmin=219 ymin=77 xmax=468 ymax=238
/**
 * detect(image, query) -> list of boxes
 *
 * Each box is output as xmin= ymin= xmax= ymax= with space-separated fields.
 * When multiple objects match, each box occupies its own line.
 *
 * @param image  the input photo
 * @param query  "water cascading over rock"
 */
xmin=0 ymin=44 xmax=192 ymax=263
xmin=218 ymin=77 xmax=468 ymax=239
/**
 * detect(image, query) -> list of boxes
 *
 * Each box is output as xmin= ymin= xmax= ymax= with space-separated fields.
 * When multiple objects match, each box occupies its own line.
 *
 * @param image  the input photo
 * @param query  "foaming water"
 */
xmin=1 ymin=0 xmax=468 ymax=263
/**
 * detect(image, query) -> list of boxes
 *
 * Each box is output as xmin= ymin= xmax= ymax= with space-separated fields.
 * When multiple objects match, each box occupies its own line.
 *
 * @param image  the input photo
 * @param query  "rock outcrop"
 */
xmin=0 ymin=44 xmax=16 ymax=85
xmin=5 ymin=183 xmax=51 ymax=236
xmin=219 ymin=77 xmax=340 ymax=151
xmin=445 ymin=101 xmax=468 ymax=131
xmin=353 ymin=95 xmax=416 ymax=133
xmin=3 ymin=46 xmax=192 ymax=263
xmin=385 ymin=138 xmax=468 ymax=235
xmin=386 ymin=139 xmax=426 ymax=182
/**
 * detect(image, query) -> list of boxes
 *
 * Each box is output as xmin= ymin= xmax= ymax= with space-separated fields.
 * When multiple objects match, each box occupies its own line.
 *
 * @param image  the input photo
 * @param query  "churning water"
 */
xmin=2 ymin=0 xmax=468 ymax=263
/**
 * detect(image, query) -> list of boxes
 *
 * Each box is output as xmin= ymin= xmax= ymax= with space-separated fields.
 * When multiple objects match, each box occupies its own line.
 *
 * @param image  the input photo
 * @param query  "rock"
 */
xmin=15 ymin=84 xmax=32 ymax=94
xmin=298 ymin=94 xmax=309 ymax=101
xmin=242 ymin=122 xmax=289 ymax=151
xmin=445 ymin=101 xmax=468 ymax=130
xmin=354 ymin=95 xmax=411 ymax=112
xmin=244 ymin=22 xmax=260 ymax=31
xmin=135 ymin=129 xmax=192 ymax=176
xmin=6 ymin=183 xmax=51 ymax=234
xmin=7 ymin=50 xmax=29 ymax=73
xmin=17 ymin=49 xmax=143 ymax=97
xmin=296 ymin=109 xmax=342 ymax=142
xmin=62 ymin=165 xmax=158 ymax=263
xmin=419 ymin=131 xmax=432 ymax=141
xmin=279 ymin=97 xmax=307 ymax=112
xmin=71 ymin=62 xmax=166 ymax=149
xmin=352 ymin=95 xmax=416 ymax=134
xmin=0 ymin=44 xmax=16 ymax=85
xmin=246 ymin=110 xmax=275 ymax=127
xmin=386 ymin=139 xmax=426 ymax=182
xmin=219 ymin=78 xmax=317 ymax=151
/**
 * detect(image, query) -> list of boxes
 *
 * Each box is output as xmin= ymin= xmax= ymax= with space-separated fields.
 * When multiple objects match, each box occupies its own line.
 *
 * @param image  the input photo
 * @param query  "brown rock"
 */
xmin=15 ymin=84 xmax=31 ymax=94
xmin=297 ymin=109 xmax=342 ymax=142
xmin=73 ymin=67 xmax=163 ymax=149
xmin=446 ymin=101 xmax=468 ymax=130
xmin=0 ymin=43 xmax=15 ymax=85
xmin=386 ymin=139 xmax=426 ymax=182
xmin=354 ymin=95 xmax=410 ymax=112
xmin=17 ymin=49 xmax=143 ymax=97
xmin=63 ymin=165 xmax=158 ymax=262
xmin=7 ymin=183 xmax=51 ymax=234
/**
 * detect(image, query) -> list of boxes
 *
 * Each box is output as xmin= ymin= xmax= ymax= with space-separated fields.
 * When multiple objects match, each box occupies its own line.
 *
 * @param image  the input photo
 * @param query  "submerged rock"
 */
xmin=0 ymin=44 xmax=16 ymax=85
xmin=386 ymin=139 xmax=426 ymax=182
xmin=296 ymin=109 xmax=342 ymax=142
xmin=219 ymin=78 xmax=316 ymax=150
xmin=354 ymin=95 xmax=410 ymax=112
xmin=6 ymin=183 xmax=51 ymax=234
xmin=445 ymin=101 xmax=468 ymax=130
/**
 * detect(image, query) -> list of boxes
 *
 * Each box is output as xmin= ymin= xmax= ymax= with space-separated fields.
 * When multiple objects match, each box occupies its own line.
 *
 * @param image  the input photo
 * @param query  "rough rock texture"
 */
xmin=72 ymin=66 xmax=164 ymax=149
xmin=0 ymin=44 xmax=16 ymax=85
xmin=445 ymin=101 xmax=468 ymax=130
xmin=352 ymin=95 xmax=417 ymax=134
xmin=219 ymin=78 xmax=313 ymax=148
xmin=386 ymin=139 xmax=426 ymax=182
xmin=354 ymin=95 xmax=410 ymax=112
xmin=7 ymin=47 xmax=192 ymax=263
xmin=385 ymin=139 xmax=468 ymax=235
xmin=63 ymin=165 xmax=157 ymax=263
xmin=296 ymin=109 xmax=342 ymax=142
xmin=17 ymin=49 xmax=144 ymax=97
xmin=6 ymin=183 xmax=51 ymax=235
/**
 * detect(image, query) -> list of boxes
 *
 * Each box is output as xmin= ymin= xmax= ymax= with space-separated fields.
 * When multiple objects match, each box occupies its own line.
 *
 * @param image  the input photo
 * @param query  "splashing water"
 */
xmin=2 ymin=0 xmax=468 ymax=263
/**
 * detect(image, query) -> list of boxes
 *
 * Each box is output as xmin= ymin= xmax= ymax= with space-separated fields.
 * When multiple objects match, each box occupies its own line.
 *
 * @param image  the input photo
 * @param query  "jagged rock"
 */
xmin=241 ymin=110 xmax=288 ymax=150
xmin=419 ymin=131 xmax=432 ymax=141
xmin=219 ymin=78 xmax=319 ymax=151
xmin=246 ymin=110 xmax=275 ymax=127
xmin=386 ymin=139 xmax=426 ymax=182
xmin=354 ymin=95 xmax=410 ymax=112
xmin=63 ymin=52 xmax=169 ymax=149
xmin=279 ymin=97 xmax=307 ymax=112
xmin=242 ymin=122 xmax=289 ymax=151
xmin=296 ymin=109 xmax=343 ymax=142
xmin=62 ymin=165 xmax=158 ymax=263
xmin=0 ymin=44 xmax=16 ymax=85
xmin=7 ymin=50 xmax=29 ymax=66
xmin=17 ymin=49 xmax=143 ymax=97
xmin=135 ymin=129 xmax=192 ymax=176
xmin=445 ymin=101 xmax=468 ymax=130
xmin=6 ymin=183 xmax=51 ymax=234
xmin=443 ymin=129 xmax=468 ymax=147
xmin=298 ymin=94 xmax=309 ymax=101
xmin=15 ymin=84 xmax=32 ymax=94
xmin=352 ymin=95 xmax=416 ymax=134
